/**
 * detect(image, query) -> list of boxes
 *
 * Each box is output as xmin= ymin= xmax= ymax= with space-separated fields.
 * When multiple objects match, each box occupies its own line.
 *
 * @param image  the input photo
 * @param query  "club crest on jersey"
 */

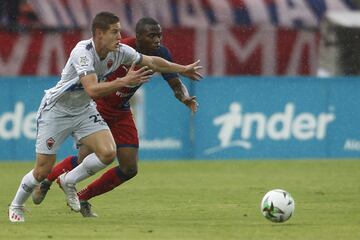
xmin=46 ymin=137 xmax=55 ymax=150
xmin=107 ymin=59 xmax=114 ymax=69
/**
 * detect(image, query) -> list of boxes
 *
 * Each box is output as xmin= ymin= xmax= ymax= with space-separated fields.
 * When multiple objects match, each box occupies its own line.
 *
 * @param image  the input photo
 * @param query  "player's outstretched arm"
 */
xmin=80 ymin=64 xmax=152 ymax=98
xmin=140 ymin=55 xmax=203 ymax=81
xmin=180 ymin=60 xmax=203 ymax=81
xmin=167 ymin=77 xmax=198 ymax=113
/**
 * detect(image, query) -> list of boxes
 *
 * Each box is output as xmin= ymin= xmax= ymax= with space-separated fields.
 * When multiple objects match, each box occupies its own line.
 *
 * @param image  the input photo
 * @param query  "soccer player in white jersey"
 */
xmin=8 ymin=12 xmax=203 ymax=223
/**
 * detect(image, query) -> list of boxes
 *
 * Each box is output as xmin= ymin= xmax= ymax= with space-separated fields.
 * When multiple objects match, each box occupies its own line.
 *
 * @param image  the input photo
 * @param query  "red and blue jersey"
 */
xmin=95 ymin=37 xmax=178 ymax=120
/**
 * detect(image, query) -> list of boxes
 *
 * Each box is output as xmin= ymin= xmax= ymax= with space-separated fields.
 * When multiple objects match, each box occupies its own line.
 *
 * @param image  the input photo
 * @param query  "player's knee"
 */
xmin=33 ymin=168 xmax=51 ymax=182
xmin=119 ymin=166 xmax=138 ymax=180
xmin=98 ymin=149 xmax=117 ymax=165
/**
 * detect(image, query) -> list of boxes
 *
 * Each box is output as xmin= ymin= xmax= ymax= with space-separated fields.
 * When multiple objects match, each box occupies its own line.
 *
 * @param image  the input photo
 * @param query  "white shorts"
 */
xmin=35 ymin=103 xmax=109 ymax=154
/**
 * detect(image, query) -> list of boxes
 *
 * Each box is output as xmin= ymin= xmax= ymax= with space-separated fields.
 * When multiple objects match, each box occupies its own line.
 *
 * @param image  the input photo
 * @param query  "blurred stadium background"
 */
xmin=1 ymin=0 xmax=360 ymax=161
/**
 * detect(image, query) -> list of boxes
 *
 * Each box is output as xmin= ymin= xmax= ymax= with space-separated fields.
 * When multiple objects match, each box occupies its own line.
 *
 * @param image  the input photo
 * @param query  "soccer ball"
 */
xmin=260 ymin=189 xmax=295 ymax=223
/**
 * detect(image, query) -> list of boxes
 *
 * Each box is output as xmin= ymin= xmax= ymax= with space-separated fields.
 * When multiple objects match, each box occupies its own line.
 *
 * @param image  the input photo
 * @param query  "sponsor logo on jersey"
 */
xmin=116 ymin=90 xmax=134 ymax=97
xmin=121 ymin=65 xmax=128 ymax=72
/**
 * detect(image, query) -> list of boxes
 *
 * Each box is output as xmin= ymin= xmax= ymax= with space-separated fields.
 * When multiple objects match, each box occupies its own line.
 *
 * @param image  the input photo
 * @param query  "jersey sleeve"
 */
xmin=157 ymin=46 xmax=179 ymax=81
xmin=71 ymin=48 xmax=95 ymax=77
xmin=120 ymin=44 xmax=142 ymax=66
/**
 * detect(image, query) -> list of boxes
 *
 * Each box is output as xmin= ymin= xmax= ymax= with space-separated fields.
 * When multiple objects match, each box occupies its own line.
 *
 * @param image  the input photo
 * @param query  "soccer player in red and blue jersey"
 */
xmin=32 ymin=17 xmax=199 ymax=217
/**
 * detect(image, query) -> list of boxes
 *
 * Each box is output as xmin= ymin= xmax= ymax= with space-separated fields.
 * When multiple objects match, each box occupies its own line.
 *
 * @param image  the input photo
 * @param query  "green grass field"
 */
xmin=0 ymin=159 xmax=359 ymax=240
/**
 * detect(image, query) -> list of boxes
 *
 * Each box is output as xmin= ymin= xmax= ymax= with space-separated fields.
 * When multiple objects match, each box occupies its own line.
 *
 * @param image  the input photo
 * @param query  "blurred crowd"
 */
xmin=1 ymin=0 xmax=360 ymax=31
xmin=1 ymin=0 xmax=359 ymax=76
xmin=0 ymin=0 xmax=39 ymax=30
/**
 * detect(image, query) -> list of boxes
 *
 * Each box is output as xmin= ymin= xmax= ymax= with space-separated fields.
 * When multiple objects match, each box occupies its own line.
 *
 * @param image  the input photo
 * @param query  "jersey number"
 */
xmin=89 ymin=114 xmax=104 ymax=124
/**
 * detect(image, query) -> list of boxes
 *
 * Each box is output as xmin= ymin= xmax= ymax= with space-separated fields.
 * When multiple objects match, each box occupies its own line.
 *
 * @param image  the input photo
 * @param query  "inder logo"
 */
xmin=204 ymin=102 xmax=335 ymax=155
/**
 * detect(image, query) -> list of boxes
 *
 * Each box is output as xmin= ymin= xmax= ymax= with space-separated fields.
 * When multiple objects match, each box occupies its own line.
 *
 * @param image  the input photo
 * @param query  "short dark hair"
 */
xmin=135 ymin=17 xmax=159 ymax=34
xmin=91 ymin=12 xmax=119 ymax=36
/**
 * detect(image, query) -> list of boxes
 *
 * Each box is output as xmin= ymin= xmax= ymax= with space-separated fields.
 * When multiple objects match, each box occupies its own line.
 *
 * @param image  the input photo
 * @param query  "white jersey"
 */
xmin=40 ymin=38 xmax=141 ymax=115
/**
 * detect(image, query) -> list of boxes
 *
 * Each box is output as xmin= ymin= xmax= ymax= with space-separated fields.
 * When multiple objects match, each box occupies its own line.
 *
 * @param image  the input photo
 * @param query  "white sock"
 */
xmin=64 ymin=153 xmax=107 ymax=185
xmin=11 ymin=170 xmax=39 ymax=207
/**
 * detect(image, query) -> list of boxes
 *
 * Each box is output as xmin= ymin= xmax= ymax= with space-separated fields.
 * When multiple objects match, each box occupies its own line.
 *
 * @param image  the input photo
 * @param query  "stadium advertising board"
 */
xmin=0 ymin=77 xmax=191 ymax=161
xmin=130 ymin=81 xmax=192 ymax=160
xmin=0 ymin=76 xmax=359 ymax=161
xmin=194 ymin=77 xmax=360 ymax=159
xmin=0 ymin=77 xmax=76 ymax=160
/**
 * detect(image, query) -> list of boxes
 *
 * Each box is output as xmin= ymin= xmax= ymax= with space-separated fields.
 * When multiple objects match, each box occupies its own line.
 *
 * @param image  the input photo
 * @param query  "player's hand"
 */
xmin=181 ymin=60 xmax=203 ymax=81
xmin=121 ymin=63 xmax=153 ymax=87
xmin=182 ymin=96 xmax=198 ymax=114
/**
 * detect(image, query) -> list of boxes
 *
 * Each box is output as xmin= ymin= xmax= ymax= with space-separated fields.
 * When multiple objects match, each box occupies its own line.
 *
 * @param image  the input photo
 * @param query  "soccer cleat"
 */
xmin=8 ymin=205 xmax=25 ymax=223
xmin=32 ymin=179 xmax=52 ymax=205
xmin=57 ymin=173 xmax=81 ymax=212
xmin=80 ymin=201 xmax=98 ymax=218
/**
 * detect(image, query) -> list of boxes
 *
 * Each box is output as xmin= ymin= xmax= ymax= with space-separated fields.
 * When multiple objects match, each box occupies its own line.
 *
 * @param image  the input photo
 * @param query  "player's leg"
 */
xmin=32 ymin=145 xmax=92 ymax=205
xmin=58 ymin=130 xmax=116 ymax=212
xmin=62 ymin=129 xmax=117 ymax=184
xmin=9 ymin=103 xmax=71 ymax=222
xmin=58 ymin=129 xmax=116 ymax=211
xmin=56 ymin=106 xmax=116 ymax=212
xmin=77 ymin=111 xmax=139 ymax=217
xmin=78 ymin=147 xmax=138 ymax=217
xmin=9 ymin=153 xmax=56 ymax=222
xmin=47 ymin=156 xmax=79 ymax=182
xmin=78 ymin=147 xmax=138 ymax=201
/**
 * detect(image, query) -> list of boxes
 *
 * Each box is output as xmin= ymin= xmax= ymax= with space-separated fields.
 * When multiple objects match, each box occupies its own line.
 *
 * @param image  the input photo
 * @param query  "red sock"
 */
xmin=78 ymin=167 xmax=125 ymax=201
xmin=47 ymin=156 xmax=78 ymax=182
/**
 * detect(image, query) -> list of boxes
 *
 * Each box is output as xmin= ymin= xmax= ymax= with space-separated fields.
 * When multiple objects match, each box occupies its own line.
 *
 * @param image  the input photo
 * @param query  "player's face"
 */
xmin=102 ymin=22 xmax=122 ymax=52
xmin=138 ymin=24 xmax=162 ymax=54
